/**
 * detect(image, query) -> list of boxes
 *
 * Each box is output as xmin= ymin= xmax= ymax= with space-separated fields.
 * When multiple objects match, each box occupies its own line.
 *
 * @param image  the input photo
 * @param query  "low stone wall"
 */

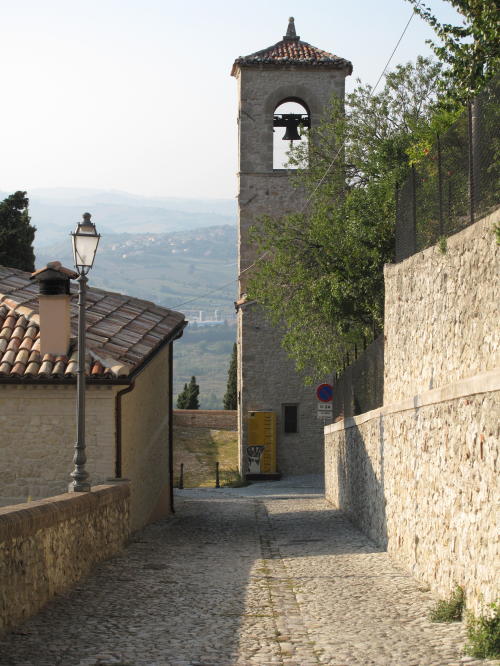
xmin=0 ymin=483 xmax=130 ymax=636
xmin=325 ymin=368 xmax=500 ymax=612
xmin=173 ymin=409 xmax=237 ymax=430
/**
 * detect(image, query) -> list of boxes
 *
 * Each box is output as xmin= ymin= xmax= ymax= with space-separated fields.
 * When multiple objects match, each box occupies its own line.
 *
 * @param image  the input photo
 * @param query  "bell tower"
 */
xmin=232 ymin=18 xmax=352 ymax=477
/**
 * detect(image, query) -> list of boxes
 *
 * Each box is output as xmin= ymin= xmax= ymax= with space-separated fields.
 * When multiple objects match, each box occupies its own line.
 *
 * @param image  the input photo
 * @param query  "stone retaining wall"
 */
xmin=325 ymin=369 xmax=500 ymax=611
xmin=173 ymin=409 xmax=237 ymax=430
xmin=0 ymin=483 xmax=130 ymax=636
xmin=384 ymin=208 xmax=500 ymax=404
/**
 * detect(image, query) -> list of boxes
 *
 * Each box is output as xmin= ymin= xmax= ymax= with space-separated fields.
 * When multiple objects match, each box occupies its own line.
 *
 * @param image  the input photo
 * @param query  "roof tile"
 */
xmin=0 ymin=264 xmax=185 ymax=381
xmin=6 ymin=337 xmax=21 ymax=353
xmin=231 ymin=38 xmax=352 ymax=76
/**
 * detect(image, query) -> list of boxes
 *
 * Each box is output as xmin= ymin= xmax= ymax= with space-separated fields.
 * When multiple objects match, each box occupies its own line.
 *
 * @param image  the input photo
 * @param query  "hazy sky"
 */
xmin=0 ymin=0 xmax=462 ymax=199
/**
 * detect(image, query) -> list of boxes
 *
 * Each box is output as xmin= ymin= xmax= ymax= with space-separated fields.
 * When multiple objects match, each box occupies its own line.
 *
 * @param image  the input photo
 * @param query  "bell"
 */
xmin=282 ymin=121 xmax=301 ymax=141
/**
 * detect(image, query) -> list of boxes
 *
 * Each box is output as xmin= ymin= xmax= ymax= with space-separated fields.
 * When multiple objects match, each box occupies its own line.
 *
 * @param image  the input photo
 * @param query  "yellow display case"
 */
xmin=247 ymin=411 xmax=276 ymax=475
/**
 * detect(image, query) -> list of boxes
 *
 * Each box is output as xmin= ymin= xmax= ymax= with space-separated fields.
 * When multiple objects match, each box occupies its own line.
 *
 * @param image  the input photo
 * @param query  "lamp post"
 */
xmin=68 ymin=213 xmax=100 ymax=493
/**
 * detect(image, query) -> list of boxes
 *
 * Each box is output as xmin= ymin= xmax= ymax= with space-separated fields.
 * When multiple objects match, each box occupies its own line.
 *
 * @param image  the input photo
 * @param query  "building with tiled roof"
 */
xmin=0 ymin=262 xmax=186 ymax=530
xmin=231 ymin=17 xmax=352 ymax=76
xmin=0 ymin=263 xmax=184 ymax=382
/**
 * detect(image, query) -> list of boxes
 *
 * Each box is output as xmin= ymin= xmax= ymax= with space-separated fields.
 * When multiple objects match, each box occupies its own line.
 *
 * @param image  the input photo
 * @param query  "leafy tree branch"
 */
xmin=247 ymin=58 xmax=446 ymax=383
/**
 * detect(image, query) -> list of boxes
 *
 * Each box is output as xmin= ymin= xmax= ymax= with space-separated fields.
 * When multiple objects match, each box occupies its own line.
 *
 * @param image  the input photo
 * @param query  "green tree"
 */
xmin=177 ymin=382 xmax=189 ymax=409
xmin=176 ymin=376 xmax=200 ymax=409
xmin=0 ymin=191 xmax=36 ymax=272
xmin=223 ymin=342 xmax=237 ymax=410
xmin=407 ymin=0 xmax=500 ymax=106
xmin=247 ymin=58 xmax=445 ymax=382
xmin=186 ymin=375 xmax=200 ymax=409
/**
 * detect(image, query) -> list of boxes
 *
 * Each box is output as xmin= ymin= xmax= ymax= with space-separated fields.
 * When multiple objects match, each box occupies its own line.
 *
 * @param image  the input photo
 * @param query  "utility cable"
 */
xmin=294 ymin=4 xmax=418 ymax=217
xmin=172 ymin=6 xmax=418 ymax=311
xmin=172 ymin=278 xmax=238 ymax=309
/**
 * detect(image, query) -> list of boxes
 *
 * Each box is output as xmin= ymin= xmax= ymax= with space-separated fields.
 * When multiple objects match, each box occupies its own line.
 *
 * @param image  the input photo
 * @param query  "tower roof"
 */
xmin=231 ymin=18 xmax=352 ymax=77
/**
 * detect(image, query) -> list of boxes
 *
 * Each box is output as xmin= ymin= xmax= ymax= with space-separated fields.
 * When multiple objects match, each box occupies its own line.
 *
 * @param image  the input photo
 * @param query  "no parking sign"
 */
xmin=316 ymin=383 xmax=333 ymax=403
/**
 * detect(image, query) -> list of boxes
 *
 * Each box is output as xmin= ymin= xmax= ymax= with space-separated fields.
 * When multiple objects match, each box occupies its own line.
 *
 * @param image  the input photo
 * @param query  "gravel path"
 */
xmin=0 ymin=476 xmax=497 ymax=666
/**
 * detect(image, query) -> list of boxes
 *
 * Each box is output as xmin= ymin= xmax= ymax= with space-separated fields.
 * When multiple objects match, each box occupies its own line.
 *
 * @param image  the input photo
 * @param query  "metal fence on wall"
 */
xmin=331 ymin=335 xmax=384 ymax=422
xmin=396 ymin=72 xmax=500 ymax=263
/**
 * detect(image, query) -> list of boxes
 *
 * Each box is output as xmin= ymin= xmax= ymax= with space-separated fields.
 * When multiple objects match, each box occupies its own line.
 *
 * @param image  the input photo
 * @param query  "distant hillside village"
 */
xmin=115 ymin=226 xmax=236 ymax=261
xmin=36 ymin=224 xmax=239 ymax=316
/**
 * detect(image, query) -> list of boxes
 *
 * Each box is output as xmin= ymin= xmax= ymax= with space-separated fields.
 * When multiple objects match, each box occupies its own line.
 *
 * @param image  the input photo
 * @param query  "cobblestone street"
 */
xmin=1 ymin=476 xmax=497 ymax=666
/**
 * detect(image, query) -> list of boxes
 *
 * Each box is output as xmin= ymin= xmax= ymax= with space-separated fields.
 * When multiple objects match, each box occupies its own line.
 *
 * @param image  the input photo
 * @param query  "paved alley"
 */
xmin=0 ymin=476 xmax=496 ymax=666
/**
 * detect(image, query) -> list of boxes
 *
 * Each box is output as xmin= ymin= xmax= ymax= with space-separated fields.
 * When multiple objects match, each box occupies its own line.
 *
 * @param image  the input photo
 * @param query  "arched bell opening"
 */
xmin=273 ymin=98 xmax=310 ymax=170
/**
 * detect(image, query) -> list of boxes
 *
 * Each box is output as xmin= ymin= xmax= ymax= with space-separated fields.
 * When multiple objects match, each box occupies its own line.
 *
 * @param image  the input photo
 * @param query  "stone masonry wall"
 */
xmin=384 ymin=208 xmax=500 ymax=404
xmin=236 ymin=66 xmax=348 ymax=291
xmin=325 ymin=369 xmax=500 ymax=611
xmin=0 ymin=385 xmax=117 ymax=505
xmin=235 ymin=63 xmax=349 ymax=475
xmin=173 ymin=409 xmax=237 ymax=430
xmin=239 ymin=303 xmax=330 ymax=475
xmin=0 ymin=483 xmax=130 ymax=636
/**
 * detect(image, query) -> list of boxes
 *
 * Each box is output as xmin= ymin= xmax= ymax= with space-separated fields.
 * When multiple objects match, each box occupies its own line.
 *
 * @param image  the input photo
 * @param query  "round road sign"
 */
xmin=316 ymin=383 xmax=333 ymax=403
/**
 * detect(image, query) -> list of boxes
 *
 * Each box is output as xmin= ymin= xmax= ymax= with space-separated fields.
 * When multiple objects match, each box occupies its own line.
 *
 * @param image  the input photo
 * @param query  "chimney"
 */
xmin=30 ymin=261 xmax=78 ymax=357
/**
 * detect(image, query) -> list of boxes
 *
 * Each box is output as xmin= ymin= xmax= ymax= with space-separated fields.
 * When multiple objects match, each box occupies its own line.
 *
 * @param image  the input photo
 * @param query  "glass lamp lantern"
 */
xmin=71 ymin=213 xmax=100 ymax=274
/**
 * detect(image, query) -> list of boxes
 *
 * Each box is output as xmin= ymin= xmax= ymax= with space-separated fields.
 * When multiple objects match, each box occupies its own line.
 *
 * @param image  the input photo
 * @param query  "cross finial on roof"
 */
xmin=284 ymin=16 xmax=299 ymax=41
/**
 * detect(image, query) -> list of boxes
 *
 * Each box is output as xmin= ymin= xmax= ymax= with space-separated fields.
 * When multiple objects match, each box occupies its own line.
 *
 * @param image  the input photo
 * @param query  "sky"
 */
xmin=0 ymin=0 xmax=463 ymax=200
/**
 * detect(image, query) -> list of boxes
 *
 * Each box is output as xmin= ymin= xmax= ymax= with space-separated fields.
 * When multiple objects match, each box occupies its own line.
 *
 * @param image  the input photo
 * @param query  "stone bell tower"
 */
xmin=232 ymin=18 xmax=352 ymax=477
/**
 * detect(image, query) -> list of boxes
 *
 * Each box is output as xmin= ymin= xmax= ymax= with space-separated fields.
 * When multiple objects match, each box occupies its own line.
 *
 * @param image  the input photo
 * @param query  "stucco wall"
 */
xmin=325 ymin=369 xmax=500 ymax=611
xmin=121 ymin=348 xmax=171 ymax=531
xmin=173 ymin=409 xmax=237 ymax=430
xmin=384 ymin=208 xmax=500 ymax=404
xmin=0 ymin=385 xmax=117 ymax=505
xmin=0 ymin=483 xmax=130 ymax=636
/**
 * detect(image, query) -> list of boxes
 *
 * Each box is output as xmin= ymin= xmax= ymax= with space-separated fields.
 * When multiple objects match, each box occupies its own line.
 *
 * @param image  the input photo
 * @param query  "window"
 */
xmin=283 ymin=405 xmax=298 ymax=434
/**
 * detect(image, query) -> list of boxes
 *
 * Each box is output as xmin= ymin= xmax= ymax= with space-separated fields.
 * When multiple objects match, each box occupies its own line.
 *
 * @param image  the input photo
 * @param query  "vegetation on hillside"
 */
xmin=247 ymin=58 xmax=449 ymax=381
xmin=35 ymin=224 xmax=238 ymax=312
xmin=0 ymin=192 xmax=36 ymax=272
xmin=174 ymin=322 xmax=237 ymax=410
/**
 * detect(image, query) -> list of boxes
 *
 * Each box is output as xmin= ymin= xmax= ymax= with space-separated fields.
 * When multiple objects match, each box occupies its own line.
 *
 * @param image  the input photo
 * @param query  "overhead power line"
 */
xmin=172 ymin=6 xmax=419 ymax=312
xmin=171 ymin=279 xmax=238 ymax=309
xmin=294 ymin=4 xmax=418 ymax=217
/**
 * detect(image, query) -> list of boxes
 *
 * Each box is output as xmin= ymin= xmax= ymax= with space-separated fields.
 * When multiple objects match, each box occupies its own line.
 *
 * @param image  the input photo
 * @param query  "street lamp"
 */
xmin=68 ymin=213 xmax=100 ymax=493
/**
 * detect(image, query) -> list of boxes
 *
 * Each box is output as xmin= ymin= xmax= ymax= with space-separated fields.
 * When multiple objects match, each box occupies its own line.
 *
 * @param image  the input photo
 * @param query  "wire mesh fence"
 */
xmin=331 ymin=335 xmax=384 ymax=422
xmin=396 ymin=72 xmax=500 ymax=263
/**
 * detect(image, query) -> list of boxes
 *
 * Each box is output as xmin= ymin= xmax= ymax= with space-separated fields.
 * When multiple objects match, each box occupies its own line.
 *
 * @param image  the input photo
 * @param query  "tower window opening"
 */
xmin=273 ymin=100 xmax=310 ymax=170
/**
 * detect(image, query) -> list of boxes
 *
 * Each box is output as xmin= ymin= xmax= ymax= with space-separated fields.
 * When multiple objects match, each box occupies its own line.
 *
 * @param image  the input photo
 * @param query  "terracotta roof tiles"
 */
xmin=0 ymin=265 xmax=185 ymax=381
xmin=231 ymin=39 xmax=352 ymax=76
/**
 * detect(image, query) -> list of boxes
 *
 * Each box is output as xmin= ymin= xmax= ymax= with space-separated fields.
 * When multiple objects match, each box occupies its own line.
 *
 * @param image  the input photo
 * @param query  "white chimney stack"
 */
xmin=30 ymin=261 xmax=77 ymax=357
